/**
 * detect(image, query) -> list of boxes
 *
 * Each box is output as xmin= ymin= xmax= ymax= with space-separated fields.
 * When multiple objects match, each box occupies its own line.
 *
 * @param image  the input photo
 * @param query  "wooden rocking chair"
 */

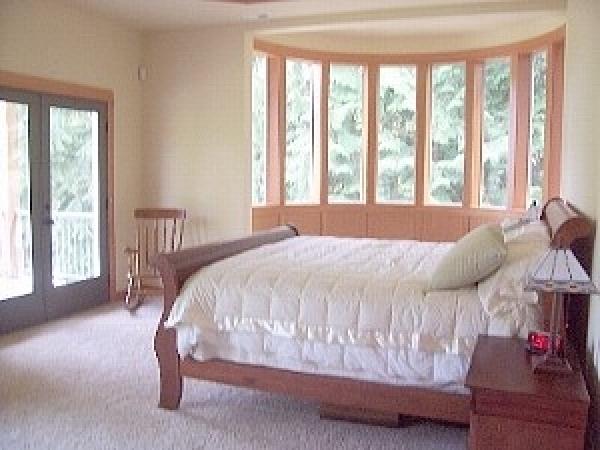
xmin=124 ymin=208 xmax=186 ymax=310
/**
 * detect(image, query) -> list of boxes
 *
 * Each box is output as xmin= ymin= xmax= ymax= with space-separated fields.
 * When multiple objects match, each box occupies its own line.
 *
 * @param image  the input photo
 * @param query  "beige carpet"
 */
xmin=0 ymin=300 xmax=467 ymax=450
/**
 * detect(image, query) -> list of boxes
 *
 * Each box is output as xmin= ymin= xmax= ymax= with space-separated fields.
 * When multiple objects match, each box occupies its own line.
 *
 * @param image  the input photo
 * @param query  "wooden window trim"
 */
xmin=366 ymin=64 xmax=377 ymax=205
xmin=415 ymin=63 xmax=429 ymax=207
xmin=510 ymin=52 xmax=531 ymax=210
xmin=265 ymin=55 xmax=283 ymax=206
xmin=253 ymin=26 xmax=565 ymax=230
xmin=319 ymin=63 xmax=330 ymax=205
xmin=464 ymin=61 xmax=483 ymax=208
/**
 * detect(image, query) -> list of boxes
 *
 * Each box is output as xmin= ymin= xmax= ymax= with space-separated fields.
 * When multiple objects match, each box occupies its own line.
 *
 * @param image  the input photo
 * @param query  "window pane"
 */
xmin=377 ymin=66 xmax=416 ymax=203
xmin=0 ymin=101 xmax=32 ymax=300
xmin=529 ymin=50 xmax=547 ymax=206
xmin=429 ymin=63 xmax=465 ymax=205
xmin=251 ymin=54 xmax=267 ymax=206
xmin=328 ymin=64 xmax=364 ymax=203
xmin=481 ymin=58 xmax=511 ymax=208
xmin=50 ymin=107 xmax=100 ymax=286
xmin=286 ymin=59 xmax=320 ymax=203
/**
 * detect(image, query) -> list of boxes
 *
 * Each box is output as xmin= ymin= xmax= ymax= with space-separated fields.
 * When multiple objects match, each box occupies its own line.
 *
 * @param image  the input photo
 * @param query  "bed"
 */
xmin=153 ymin=197 xmax=592 ymax=424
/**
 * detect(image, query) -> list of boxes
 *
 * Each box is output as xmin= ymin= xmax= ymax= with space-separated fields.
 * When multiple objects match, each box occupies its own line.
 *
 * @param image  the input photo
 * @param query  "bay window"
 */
xmin=251 ymin=30 xmax=563 ymax=225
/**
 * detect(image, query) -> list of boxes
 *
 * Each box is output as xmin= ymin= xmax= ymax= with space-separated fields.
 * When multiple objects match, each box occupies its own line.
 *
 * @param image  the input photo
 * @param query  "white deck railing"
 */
xmin=12 ymin=210 xmax=97 ymax=285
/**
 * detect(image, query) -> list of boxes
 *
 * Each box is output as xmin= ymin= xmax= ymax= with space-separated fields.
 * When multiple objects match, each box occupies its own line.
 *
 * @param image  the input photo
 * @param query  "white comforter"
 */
xmin=166 ymin=235 xmax=546 ymax=388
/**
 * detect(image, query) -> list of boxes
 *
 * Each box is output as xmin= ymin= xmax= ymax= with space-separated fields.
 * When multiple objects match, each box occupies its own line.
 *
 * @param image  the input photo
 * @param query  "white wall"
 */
xmin=0 ymin=0 xmax=143 ymax=291
xmin=142 ymin=26 xmax=251 ymax=245
xmin=564 ymin=0 xmax=600 ymax=447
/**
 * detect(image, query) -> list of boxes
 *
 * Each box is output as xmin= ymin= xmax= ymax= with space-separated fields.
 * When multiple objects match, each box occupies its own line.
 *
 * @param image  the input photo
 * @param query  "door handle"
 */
xmin=43 ymin=218 xmax=54 ymax=225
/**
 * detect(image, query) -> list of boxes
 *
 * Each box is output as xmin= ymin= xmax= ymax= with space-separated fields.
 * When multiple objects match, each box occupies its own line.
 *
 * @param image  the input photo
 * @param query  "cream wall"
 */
xmin=0 ymin=0 xmax=143 ymax=291
xmin=563 ymin=0 xmax=600 ymax=447
xmin=141 ymin=26 xmax=251 ymax=245
xmin=260 ymin=17 xmax=565 ymax=54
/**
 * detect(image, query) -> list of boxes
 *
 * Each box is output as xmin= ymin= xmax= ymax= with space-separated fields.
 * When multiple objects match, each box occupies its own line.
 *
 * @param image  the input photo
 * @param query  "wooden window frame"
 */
xmin=252 ymin=27 xmax=565 ymax=237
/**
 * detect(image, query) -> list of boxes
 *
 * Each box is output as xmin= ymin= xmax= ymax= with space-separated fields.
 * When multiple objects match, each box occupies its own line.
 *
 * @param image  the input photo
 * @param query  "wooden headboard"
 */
xmin=541 ymin=197 xmax=595 ymax=364
xmin=542 ymin=197 xmax=594 ymax=249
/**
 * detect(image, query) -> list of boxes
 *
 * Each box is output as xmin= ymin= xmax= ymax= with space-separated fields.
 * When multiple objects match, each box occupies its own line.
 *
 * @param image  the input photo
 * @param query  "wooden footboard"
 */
xmin=153 ymin=225 xmax=298 ymax=409
xmin=151 ymin=223 xmax=471 ymax=423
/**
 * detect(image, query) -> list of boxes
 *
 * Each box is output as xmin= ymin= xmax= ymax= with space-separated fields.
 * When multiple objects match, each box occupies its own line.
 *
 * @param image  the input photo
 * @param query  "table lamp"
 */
xmin=525 ymin=247 xmax=597 ymax=374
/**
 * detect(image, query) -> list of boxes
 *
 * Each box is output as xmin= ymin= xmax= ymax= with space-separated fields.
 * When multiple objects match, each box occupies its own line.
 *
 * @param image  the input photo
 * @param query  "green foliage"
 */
xmin=251 ymin=55 xmax=267 ymax=205
xmin=16 ymin=104 xmax=30 ymax=211
xmin=481 ymin=59 xmax=511 ymax=207
xmin=328 ymin=65 xmax=363 ymax=202
xmin=50 ymin=107 xmax=97 ymax=212
xmin=250 ymin=53 xmax=548 ymax=208
xmin=285 ymin=59 xmax=317 ymax=203
xmin=430 ymin=63 xmax=466 ymax=204
xmin=377 ymin=66 xmax=416 ymax=202
xmin=529 ymin=51 xmax=547 ymax=206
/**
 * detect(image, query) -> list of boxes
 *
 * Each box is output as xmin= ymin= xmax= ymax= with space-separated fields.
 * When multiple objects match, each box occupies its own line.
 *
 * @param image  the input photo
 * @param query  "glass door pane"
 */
xmin=49 ymin=106 xmax=100 ymax=287
xmin=0 ymin=100 xmax=33 ymax=300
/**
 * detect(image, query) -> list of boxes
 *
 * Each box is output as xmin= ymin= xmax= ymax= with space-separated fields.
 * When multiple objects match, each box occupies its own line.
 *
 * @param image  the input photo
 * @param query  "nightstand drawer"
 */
xmin=470 ymin=413 xmax=585 ymax=450
xmin=472 ymin=388 xmax=588 ymax=430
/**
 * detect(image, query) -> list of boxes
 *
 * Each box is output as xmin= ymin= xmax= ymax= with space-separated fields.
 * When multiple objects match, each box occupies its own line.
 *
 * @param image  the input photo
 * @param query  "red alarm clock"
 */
xmin=527 ymin=331 xmax=563 ymax=354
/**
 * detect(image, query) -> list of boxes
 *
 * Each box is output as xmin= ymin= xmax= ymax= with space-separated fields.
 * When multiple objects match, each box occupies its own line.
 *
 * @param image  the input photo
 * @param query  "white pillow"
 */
xmin=429 ymin=224 xmax=507 ymax=290
xmin=502 ymin=219 xmax=550 ymax=245
xmin=477 ymin=237 xmax=548 ymax=315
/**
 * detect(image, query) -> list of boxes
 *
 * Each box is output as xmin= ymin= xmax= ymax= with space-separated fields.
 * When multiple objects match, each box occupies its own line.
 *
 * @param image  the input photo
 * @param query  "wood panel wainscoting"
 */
xmin=252 ymin=205 xmax=522 ymax=242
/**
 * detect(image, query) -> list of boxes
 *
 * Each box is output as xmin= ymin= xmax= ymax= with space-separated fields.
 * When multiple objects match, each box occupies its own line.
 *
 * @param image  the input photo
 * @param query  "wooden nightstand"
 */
xmin=466 ymin=336 xmax=589 ymax=450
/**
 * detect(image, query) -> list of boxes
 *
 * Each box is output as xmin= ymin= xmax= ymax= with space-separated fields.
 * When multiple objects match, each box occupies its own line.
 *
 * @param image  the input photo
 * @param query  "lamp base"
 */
xmin=532 ymin=353 xmax=572 ymax=375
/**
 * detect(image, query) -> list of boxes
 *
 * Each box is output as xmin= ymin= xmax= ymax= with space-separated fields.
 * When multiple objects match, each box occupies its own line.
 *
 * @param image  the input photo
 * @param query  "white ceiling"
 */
xmin=57 ymin=0 xmax=566 ymax=32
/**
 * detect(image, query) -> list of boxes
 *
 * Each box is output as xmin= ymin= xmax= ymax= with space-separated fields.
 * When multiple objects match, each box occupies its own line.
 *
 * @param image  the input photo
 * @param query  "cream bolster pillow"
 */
xmin=429 ymin=223 xmax=507 ymax=290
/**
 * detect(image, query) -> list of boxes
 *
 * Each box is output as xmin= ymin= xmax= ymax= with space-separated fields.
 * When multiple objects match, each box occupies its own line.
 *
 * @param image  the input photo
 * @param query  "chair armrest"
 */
xmin=124 ymin=247 xmax=139 ymax=255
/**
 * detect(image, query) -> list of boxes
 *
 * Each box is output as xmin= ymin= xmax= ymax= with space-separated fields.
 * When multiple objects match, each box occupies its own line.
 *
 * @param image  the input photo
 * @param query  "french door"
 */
xmin=0 ymin=88 xmax=108 ymax=333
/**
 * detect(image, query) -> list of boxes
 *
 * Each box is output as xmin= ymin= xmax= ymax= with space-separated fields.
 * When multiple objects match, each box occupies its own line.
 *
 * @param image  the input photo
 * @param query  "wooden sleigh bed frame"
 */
xmin=153 ymin=197 xmax=593 ymax=425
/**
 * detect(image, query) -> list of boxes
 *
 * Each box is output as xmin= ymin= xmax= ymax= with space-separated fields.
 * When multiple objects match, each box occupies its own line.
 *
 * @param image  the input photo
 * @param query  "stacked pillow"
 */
xmin=501 ymin=217 xmax=550 ymax=245
xmin=429 ymin=218 xmax=550 ymax=290
xmin=429 ymin=223 xmax=507 ymax=290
